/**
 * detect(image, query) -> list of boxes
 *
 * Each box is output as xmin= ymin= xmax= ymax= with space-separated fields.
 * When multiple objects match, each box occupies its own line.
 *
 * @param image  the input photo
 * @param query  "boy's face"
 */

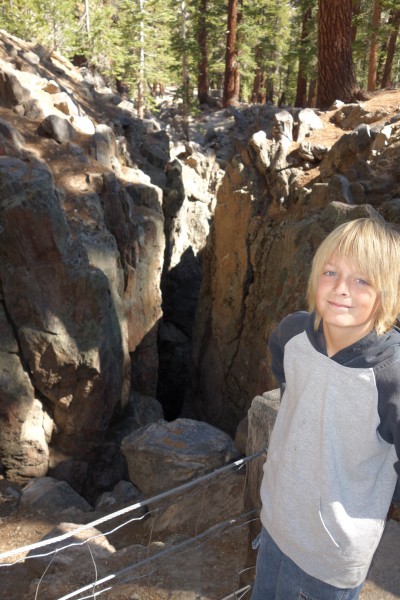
xmin=316 ymin=253 xmax=381 ymax=351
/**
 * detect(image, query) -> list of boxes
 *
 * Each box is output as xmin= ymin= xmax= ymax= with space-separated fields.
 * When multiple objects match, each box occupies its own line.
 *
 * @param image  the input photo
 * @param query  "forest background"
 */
xmin=1 ymin=1 xmax=399 ymax=120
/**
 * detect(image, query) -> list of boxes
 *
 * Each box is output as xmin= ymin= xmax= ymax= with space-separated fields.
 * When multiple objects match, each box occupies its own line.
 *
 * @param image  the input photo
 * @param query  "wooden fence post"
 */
xmin=239 ymin=389 xmax=280 ymax=594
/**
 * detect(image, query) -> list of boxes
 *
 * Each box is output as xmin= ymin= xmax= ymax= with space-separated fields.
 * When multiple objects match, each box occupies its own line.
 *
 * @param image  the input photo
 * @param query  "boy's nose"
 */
xmin=334 ymin=277 xmax=350 ymax=295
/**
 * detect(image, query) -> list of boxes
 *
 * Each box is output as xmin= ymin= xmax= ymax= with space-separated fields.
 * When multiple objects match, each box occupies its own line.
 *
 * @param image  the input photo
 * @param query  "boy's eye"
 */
xmin=354 ymin=278 xmax=369 ymax=286
xmin=323 ymin=270 xmax=336 ymax=276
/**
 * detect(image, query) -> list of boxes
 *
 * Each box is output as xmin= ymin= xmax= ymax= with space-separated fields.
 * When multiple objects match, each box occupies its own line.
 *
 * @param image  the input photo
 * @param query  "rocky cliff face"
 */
xmin=189 ymin=98 xmax=400 ymax=435
xmin=0 ymin=30 xmax=223 ymax=492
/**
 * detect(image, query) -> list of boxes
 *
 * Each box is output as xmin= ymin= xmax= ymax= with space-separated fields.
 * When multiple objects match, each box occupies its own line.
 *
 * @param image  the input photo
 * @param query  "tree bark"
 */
xmin=223 ymin=0 xmax=239 ymax=107
xmin=381 ymin=9 xmax=400 ymax=88
xmin=351 ymin=0 xmax=362 ymax=41
xmin=251 ymin=46 xmax=265 ymax=103
xmin=295 ymin=4 xmax=312 ymax=108
xmin=197 ymin=0 xmax=209 ymax=104
xmin=317 ymin=0 xmax=358 ymax=109
xmin=367 ymin=0 xmax=382 ymax=91
xmin=137 ymin=0 xmax=145 ymax=119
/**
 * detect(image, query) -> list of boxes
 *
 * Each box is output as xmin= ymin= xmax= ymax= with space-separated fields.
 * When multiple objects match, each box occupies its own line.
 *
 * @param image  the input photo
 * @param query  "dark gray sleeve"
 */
xmin=268 ymin=311 xmax=309 ymax=390
xmin=376 ymin=358 xmax=400 ymax=503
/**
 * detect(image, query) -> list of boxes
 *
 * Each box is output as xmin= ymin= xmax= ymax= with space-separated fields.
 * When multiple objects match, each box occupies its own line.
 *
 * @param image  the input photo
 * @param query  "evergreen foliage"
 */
xmin=0 ymin=0 xmax=398 ymax=110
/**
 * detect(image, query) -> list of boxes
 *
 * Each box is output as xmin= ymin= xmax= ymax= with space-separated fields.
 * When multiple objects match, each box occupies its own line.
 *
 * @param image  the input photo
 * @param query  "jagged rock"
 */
xmin=297 ymin=108 xmax=324 ymax=142
xmin=129 ymin=391 xmax=164 ymax=429
xmin=298 ymin=141 xmax=315 ymax=162
xmin=91 ymin=123 xmax=118 ymax=170
xmin=320 ymin=124 xmax=375 ymax=181
xmin=371 ymin=124 xmax=393 ymax=154
xmin=332 ymin=103 xmax=391 ymax=130
xmin=121 ymin=418 xmax=240 ymax=497
xmin=95 ymin=479 xmax=145 ymax=511
xmin=0 ymin=288 xmax=52 ymax=482
xmin=327 ymin=174 xmax=353 ymax=204
xmin=26 ymin=521 xmax=115 ymax=576
xmin=21 ymin=477 xmax=92 ymax=513
xmin=38 ymin=113 xmax=76 ymax=143
xmin=110 ymin=390 xmax=165 ymax=446
xmin=272 ymin=109 xmax=293 ymax=141
xmin=160 ymin=148 xmax=221 ymax=347
xmin=0 ymin=157 xmax=131 ymax=457
xmin=51 ymin=91 xmax=80 ymax=116
xmin=248 ymin=130 xmax=273 ymax=175
xmin=0 ymin=60 xmax=31 ymax=107
xmin=0 ymin=117 xmax=25 ymax=150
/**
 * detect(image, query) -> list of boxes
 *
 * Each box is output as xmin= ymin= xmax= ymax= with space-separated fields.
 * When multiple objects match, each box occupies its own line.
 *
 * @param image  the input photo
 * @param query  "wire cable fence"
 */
xmin=0 ymin=449 xmax=267 ymax=600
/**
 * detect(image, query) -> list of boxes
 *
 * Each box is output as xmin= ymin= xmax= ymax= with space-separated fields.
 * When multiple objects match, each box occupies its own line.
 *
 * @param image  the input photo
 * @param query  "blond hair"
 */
xmin=307 ymin=218 xmax=400 ymax=334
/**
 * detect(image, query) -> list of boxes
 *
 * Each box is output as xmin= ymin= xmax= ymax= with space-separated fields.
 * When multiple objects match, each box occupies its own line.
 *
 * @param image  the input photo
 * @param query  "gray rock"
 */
xmin=121 ymin=418 xmax=240 ymax=497
xmin=21 ymin=477 xmax=92 ymax=513
xmin=0 ymin=64 xmax=31 ymax=107
xmin=297 ymin=108 xmax=324 ymax=142
xmin=38 ymin=114 xmax=76 ymax=143
xmin=95 ymin=480 xmax=145 ymax=511
xmin=26 ymin=522 xmax=115 ymax=576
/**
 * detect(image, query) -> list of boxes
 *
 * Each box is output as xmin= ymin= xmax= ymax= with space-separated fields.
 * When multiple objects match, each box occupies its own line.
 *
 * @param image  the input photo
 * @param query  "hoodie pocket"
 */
xmin=262 ymin=464 xmax=340 ymax=555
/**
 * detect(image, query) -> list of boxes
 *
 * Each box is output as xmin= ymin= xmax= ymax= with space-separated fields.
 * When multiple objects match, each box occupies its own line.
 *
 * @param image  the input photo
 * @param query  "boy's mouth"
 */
xmin=328 ymin=301 xmax=352 ymax=309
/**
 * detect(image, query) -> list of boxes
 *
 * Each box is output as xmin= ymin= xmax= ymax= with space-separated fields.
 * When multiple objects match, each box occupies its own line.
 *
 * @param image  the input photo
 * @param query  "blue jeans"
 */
xmin=251 ymin=527 xmax=364 ymax=600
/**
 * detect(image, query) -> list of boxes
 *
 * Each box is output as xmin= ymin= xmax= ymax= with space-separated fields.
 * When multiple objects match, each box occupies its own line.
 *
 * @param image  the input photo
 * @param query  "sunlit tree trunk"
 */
xmin=381 ymin=9 xmax=400 ymax=88
xmin=180 ymin=0 xmax=190 ymax=139
xmin=137 ymin=0 xmax=145 ymax=119
xmin=367 ymin=0 xmax=382 ymax=91
xmin=197 ymin=0 xmax=209 ymax=104
xmin=233 ymin=0 xmax=243 ymax=101
xmin=223 ymin=0 xmax=239 ymax=106
xmin=317 ymin=0 xmax=358 ymax=109
xmin=251 ymin=46 xmax=265 ymax=103
xmin=295 ymin=4 xmax=312 ymax=108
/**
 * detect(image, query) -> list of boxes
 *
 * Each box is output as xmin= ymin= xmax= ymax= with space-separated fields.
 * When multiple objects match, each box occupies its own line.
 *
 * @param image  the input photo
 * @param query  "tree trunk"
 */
xmin=180 ymin=0 xmax=190 ymax=140
xmin=317 ymin=0 xmax=358 ymax=109
xmin=251 ymin=46 xmax=265 ymax=103
xmin=381 ymin=9 xmax=400 ymax=88
xmin=295 ymin=5 xmax=312 ymax=108
xmin=223 ymin=0 xmax=239 ymax=107
xmin=137 ymin=0 xmax=145 ymax=119
xmin=233 ymin=0 xmax=243 ymax=101
xmin=367 ymin=0 xmax=382 ymax=91
xmin=351 ymin=0 xmax=362 ymax=41
xmin=197 ymin=0 xmax=209 ymax=104
xmin=307 ymin=78 xmax=317 ymax=107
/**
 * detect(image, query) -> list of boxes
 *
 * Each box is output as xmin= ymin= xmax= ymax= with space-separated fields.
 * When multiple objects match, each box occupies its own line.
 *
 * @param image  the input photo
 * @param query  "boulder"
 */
xmin=0 ymin=157 xmax=130 ymax=457
xmin=121 ymin=418 xmax=240 ymax=497
xmin=38 ymin=113 xmax=76 ymax=143
xmin=95 ymin=480 xmax=145 ymax=512
xmin=26 ymin=522 xmax=115 ymax=576
xmin=296 ymin=108 xmax=324 ymax=142
xmin=20 ymin=477 xmax=92 ymax=513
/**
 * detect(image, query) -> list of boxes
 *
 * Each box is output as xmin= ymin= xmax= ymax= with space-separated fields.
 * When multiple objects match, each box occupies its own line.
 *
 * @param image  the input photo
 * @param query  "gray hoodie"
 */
xmin=260 ymin=311 xmax=400 ymax=588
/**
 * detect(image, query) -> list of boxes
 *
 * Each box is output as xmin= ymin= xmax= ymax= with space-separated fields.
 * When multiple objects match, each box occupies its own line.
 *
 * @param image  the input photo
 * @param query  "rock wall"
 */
xmin=190 ymin=103 xmax=400 ymax=435
xmin=0 ymin=30 xmax=223 ymax=490
xmin=0 ymin=31 xmax=167 ymax=482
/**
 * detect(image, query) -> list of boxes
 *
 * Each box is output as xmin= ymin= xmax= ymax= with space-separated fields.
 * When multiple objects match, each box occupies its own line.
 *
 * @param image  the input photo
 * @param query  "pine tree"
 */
xmin=381 ymin=6 xmax=400 ymax=87
xmin=293 ymin=0 xmax=316 ymax=108
xmin=317 ymin=0 xmax=359 ymax=108
xmin=367 ymin=0 xmax=382 ymax=91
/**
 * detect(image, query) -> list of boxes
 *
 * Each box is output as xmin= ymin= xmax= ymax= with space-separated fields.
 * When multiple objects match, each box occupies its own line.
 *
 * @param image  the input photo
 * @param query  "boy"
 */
xmin=252 ymin=218 xmax=400 ymax=600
